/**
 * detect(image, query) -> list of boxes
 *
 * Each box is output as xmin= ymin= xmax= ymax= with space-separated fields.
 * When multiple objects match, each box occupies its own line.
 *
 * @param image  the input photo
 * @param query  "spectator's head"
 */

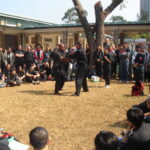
xmin=123 ymin=43 xmax=128 ymax=48
xmin=0 ymin=47 xmax=2 ymax=52
xmin=104 ymin=47 xmax=109 ymax=54
xmin=11 ymin=68 xmax=16 ymax=75
xmin=94 ymin=130 xmax=118 ymax=150
xmin=96 ymin=44 xmax=102 ymax=51
xmin=30 ymin=64 xmax=36 ymax=71
xmin=29 ymin=127 xmax=49 ymax=150
xmin=18 ymin=45 xmax=22 ymax=50
xmin=58 ymin=43 xmax=65 ymax=51
xmin=127 ymin=108 xmax=144 ymax=128
xmin=7 ymin=47 xmax=12 ymax=53
xmin=6 ymin=64 xmax=11 ymax=70
xmin=36 ymin=45 xmax=42 ymax=51
xmin=118 ymin=44 xmax=123 ymax=50
xmin=75 ymin=41 xmax=82 ymax=49
xmin=0 ymin=143 xmax=10 ymax=150
xmin=27 ymin=45 xmax=31 ymax=51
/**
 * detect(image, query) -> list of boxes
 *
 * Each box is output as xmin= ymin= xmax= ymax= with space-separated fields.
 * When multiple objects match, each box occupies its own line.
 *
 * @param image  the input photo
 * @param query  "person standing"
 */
xmin=94 ymin=44 xmax=104 ymax=80
xmin=3 ymin=47 xmax=15 ymax=70
xmin=134 ymin=46 xmax=145 ymax=82
xmin=103 ymin=48 xmax=111 ymax=88
xmin=69 ymin=42 xmax=89 ymax=96
xmin=50 ymin=43 xmax=67 ymax=95
xmin=24 ymin=45 xmax=34 ymax=71
xmin=15 ymin=45 xmax=24 ymax=72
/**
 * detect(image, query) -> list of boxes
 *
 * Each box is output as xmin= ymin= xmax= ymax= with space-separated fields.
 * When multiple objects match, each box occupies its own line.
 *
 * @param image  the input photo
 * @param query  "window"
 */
xmin=44 ymin=38 xmax=53 ymax=42
xmin=31 ymin=37 xmax=35 ymax=44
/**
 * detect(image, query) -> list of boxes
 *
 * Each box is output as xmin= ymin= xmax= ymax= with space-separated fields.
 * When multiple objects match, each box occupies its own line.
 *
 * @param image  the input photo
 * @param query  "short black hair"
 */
xmin=127 ymin=108 xmax=144 ymax=128
xmin=29 ymin=127 xmax=49 ymax=149
xmin=75 ymin=41 xmax=82 ymax=47
xmin=94 ymin=130 xmax=118 ymax=150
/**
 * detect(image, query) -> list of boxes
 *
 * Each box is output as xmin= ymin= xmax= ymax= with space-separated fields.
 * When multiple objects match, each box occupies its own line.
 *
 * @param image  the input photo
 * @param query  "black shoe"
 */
xmin=72 ymin=93 xmax=79 ymax=96
xmin=54 ymin=92 xmax=62 ymax=95
xmin=82 ymin=90 xmax=89 ymax=92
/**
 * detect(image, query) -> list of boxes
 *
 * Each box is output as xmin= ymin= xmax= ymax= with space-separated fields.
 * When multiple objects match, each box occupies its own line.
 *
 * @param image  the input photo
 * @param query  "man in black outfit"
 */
xmin=119 ymin=108 xmax=150 ymax=150
xmin=24 ymin=45 xmax=34 ymax=71
xmin=15 ymin=45 xmax=24 ymax=72
xmin=50 ymin=44 xmax=67 ymax=95
xmin=70 ymin=42 xmax=89 ymax=96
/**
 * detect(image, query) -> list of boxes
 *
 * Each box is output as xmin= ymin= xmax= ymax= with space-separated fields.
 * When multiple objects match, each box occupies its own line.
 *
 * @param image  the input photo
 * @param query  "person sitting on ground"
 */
xmin=26 ymin=64 xmax=40 ymax=84
xmin=29 ymin=127 xmax=50 ymax=150
xmin=119 ymin=108 xmax=150 ymax=150
xmin=35 ymin=63 xmax=47 ymax=81
xmin=0 ymin=68 xmax=6 ymax=87
xmin=7 ymin=68 xmax=21 ymax=87
xmin=94 ymin=130 xmax=118 ymax=150
xmin=132 ymin=96 xmax=150 ymax=118
xmin=17 ymin=66 xmax=25 ymax=82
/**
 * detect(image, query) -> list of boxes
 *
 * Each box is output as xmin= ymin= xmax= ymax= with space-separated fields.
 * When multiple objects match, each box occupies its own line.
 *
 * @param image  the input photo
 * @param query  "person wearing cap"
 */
xmin=69 ymin=42 xmax=89 ymax=96
xmin=29 ymin=127 xmax=50 ymax=150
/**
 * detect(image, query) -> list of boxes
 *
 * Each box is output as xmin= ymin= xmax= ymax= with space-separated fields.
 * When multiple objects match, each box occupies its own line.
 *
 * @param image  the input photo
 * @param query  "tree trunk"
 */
xmin=72 ymin=0 xmax=124 ymax=65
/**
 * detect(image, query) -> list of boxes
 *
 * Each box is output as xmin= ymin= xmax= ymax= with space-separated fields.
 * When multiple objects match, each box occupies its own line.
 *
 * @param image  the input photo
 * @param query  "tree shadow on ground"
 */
xmin=109 ymin=120 xmax=128 ymax=129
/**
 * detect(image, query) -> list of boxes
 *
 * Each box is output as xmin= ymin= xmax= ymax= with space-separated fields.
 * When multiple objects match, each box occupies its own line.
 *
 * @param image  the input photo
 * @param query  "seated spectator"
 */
xmin=0 ymin=68 xmax=6 ymax=87
xmin=35 ymin=64 xmax=47 ymax=81
xmin=17 ymin=66 xmax=25 ymax=82
xmin=94 ymin=130 xmax=118 ymax=150
xmin=133 ymin=97 xmax=150 ymax=116
xmin=42 ymin=61 xmax=52 ymax=80
xmin=26 ymin=64 xmax=40 ymax=84
xmin=29 ymin=127 xmax=50 ymax=150
xmin=119 ymin=108 xmax=150 ymax=150
xmin=7 ymin=68 xmax=21 ymax=87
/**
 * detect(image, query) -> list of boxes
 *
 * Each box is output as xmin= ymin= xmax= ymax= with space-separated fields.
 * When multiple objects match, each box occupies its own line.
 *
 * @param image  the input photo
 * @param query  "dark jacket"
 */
xmin=119 ymin=122 xmax=150 ymax=150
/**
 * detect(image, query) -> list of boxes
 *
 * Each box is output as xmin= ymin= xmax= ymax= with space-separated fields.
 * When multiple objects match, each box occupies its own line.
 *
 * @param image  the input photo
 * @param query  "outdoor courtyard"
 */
xmin=0 ymin=80 xmax=149 ymax=150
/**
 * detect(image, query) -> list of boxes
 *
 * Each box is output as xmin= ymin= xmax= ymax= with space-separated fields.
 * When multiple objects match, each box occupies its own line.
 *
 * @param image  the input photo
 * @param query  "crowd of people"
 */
xmin=0 ymin=39 xmax=149 ymax=95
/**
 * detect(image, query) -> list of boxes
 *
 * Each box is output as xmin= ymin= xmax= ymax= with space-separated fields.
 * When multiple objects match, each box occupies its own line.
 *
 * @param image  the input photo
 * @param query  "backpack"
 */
xmin=131 ymin=81 xmax=144 ymax=96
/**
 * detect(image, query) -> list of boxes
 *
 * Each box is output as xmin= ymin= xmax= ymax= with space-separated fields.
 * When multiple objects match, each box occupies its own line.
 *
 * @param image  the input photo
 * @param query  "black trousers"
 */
xmin=54 ymin=71 xmax=66 ymax=94
xmin=75 ymin=64 xmax=88 ymax=96
xmin=103 ymin=65 xmax=111 ymax=85
xmin=95 ymin=62 xmax=103 ymax=77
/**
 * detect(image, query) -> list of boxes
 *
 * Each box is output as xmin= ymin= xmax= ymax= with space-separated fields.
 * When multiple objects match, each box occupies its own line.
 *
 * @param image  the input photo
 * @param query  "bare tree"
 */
xmin=72 ymin=0 xmax=123 ymax=64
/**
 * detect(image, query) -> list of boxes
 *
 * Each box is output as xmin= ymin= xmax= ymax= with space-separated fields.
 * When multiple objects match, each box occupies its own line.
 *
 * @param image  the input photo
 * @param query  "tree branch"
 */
xmin=72 ymin=0 xmax=94 ymax=45
xmin=104 ymin=0 xmax=123 ymax=19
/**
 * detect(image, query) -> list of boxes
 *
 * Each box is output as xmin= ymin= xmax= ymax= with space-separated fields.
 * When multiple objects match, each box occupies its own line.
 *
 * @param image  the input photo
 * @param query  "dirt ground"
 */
xmin=0 ymin=80 xmax=149 ymax=150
